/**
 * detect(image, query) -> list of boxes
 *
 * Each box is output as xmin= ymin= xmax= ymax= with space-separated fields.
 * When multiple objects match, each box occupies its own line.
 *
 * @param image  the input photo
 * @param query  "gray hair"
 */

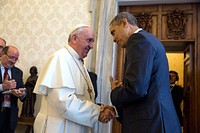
xmin=110 ymin=12 xmax=137 ymax=26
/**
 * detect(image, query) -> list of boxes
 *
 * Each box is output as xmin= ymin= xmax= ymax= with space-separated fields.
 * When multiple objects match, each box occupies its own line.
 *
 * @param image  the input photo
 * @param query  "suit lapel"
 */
xmin=11 ymin=67 xmax=16 ymax=80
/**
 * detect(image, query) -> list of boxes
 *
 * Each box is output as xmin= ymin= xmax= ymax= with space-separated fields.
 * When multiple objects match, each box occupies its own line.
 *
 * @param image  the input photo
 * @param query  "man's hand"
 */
xmin=110 ymin=76 xmax=122 ymax=90
xmin=11 ymin=88 xmax=26 ymax=97
xmin=2 ymin=76 xmax=16 ymax=91
xmin=98 ymin=105 xmax=116 ymax=123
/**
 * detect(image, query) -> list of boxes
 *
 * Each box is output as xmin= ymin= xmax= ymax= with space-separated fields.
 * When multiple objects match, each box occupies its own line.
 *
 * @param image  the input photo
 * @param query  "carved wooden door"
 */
xmin=183 ymin=44 xmax=195 ymax=133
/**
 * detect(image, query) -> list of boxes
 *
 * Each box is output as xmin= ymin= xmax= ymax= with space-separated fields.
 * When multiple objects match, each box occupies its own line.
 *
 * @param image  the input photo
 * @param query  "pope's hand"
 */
xmin=98 ymin=105 xmax=116 ymax=123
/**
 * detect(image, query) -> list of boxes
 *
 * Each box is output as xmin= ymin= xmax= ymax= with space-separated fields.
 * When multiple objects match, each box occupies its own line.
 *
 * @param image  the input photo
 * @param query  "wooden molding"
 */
xmin=167 ymin=8 xmax=188 ymax=40
xmin=133 ymin=11 xmax=152 ymax=33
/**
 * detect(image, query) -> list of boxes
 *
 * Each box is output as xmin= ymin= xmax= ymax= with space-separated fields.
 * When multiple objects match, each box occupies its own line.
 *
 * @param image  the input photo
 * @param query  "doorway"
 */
xmin=165 ymin=42 xmax=195 ymax=133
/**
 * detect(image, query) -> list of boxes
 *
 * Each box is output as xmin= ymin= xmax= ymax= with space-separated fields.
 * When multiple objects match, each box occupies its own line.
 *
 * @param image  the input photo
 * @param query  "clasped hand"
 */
xmin=2 ymin=75 xmax=16 ymax=90
xmin=11 ymin=88 xmax=26 ymax=97
xmin=2 ymin=76 xmax=26 ymax=97
xmin=98 ymin=105 xmax=116 ymax=123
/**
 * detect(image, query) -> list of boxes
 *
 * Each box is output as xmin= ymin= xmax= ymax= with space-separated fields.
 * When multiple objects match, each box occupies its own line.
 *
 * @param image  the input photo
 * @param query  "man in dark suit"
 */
xmin=169 ymin=70 xmax=183 ymax=126
xmin=88 ymin=71 xmax=98 ymax=100
xmin=0 ymin=46 xmax=26 ymax=133
xmin=109 ymin=12 xmax=181 ymax=133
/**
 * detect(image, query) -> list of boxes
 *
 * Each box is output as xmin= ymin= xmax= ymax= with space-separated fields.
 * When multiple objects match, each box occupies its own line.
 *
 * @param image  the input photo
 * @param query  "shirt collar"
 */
xmin=0 ymin=63 xmax=10 ymax=71
xmin=170 ymin=84 xmax=175 ymax=87
xmin=134 ymin=28 xmax=142 ymax=33
xmin=65 ymin=44 xmax=81 ymax=60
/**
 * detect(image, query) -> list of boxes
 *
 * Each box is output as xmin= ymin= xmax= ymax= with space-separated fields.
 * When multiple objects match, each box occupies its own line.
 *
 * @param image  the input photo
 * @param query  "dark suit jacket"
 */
xmin=111 ymin=30 xmax=181 ymax=133
xmin=0 ymin=66 xmax=25 ymax=131
xmin=88 ymin=71 xmax=98 ymax=99
xmin=171 ymin=85 xmax=183 ymax=126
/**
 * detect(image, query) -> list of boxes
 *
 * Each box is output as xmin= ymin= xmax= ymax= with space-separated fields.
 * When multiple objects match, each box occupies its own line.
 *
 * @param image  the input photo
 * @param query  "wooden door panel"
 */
xmin=120 ymin=4 xmax=196 ymax=41
xmin=114 ymin=3 xmax=198 ymax=133
xmin=183 ymin=44 xmax=195 ymax=133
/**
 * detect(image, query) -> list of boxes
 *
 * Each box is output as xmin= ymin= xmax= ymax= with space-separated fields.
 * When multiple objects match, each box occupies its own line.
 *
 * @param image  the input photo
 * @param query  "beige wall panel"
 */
xmin=0 ymin=0 xmax=92 ymax=122
xmin=0 ymin=0 xmax=91 ymax=80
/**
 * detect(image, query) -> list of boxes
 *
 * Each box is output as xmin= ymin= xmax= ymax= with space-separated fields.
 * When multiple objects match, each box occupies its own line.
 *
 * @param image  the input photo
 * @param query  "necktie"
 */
xmin=2 ymin=68 xmax=11 ymax=108
xmin=4 ymin=68 xmax=9 ymax=80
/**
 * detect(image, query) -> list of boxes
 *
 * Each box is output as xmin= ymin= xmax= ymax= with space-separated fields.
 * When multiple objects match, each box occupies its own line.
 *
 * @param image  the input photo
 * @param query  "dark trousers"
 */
xmin=0 ymin=107 xmax=14 ymax=133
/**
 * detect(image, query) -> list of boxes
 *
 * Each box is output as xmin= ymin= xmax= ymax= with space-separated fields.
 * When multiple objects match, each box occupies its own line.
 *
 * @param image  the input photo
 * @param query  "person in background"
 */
xmin=33 ymin=24 xmax=115 ymax=133
xmin=21 ymin=66 xmax=38 ymax=117
xmin=0 ymin=38 xmax=6 ymax=59
xmin=169 ymin=70 xmax=184 ymax=126
xmin=88 ymin=71 xmax=98 ymax=100
xmin=109 ymin=12 xmax=181 ymax=133
xmin=0 ymin=46 xmax=26 ymax=133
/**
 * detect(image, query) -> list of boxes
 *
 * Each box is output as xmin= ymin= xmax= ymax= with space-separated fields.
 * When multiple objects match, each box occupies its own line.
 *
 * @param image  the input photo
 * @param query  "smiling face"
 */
xmin=70 ymin=27 xmax=95 ymax=59
xmin=1 ymin=46 xmax=19 ymax=68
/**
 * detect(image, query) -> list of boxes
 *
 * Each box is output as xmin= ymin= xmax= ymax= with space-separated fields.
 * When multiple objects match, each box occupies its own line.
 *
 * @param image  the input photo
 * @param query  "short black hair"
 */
xmin=110 ymin=12 xmax=137 ymax=26
xmin=169 ymin=70 xmax=179 ymax=81
xmin=169 ymin=70 xmax=178 ymax=75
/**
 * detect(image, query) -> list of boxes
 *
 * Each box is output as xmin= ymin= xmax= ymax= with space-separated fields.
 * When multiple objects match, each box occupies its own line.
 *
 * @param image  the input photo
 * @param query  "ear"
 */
xmin=71 ymin=34 xmax=77 ymax=43
xmin=120 ymin=18 xmax=129 ymax=27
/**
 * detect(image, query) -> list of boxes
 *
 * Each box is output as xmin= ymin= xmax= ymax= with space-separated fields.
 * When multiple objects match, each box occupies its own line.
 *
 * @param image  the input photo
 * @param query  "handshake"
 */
xmin=98 ymin=105 xmax=116 ymax=123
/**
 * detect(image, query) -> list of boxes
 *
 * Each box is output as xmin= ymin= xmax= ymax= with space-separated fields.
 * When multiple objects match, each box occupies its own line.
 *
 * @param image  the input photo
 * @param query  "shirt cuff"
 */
xmin=0 ymin=84 xmax=3 ymax=91
xmin=113 ymin=106 xmax=119 ymax=117
xmin=20 ymin=94 xmax=26 ymax=100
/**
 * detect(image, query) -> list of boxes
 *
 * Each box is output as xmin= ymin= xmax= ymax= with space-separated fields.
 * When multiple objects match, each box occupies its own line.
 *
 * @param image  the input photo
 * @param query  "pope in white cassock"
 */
xmin=33 ymin=24 xmax=115 ymax=133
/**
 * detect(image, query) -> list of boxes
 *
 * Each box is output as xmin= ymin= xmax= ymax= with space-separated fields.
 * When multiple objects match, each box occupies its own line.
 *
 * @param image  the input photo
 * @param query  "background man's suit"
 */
xmin=0 ymin=66 xmax=25 ymax=132
xmin=171 ymin=84 xmax=183 ymax=126
xmin=88 ymin=71 xmax=97 ymax=99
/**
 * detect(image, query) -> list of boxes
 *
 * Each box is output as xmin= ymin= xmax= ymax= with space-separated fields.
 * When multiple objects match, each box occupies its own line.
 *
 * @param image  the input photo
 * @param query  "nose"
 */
xmin=11 ymin=59 xmax=17 ymax=64
xmin=112 ymin=36 xmax=117 ymax=43
xmin=89 ymin=42 xmax=93 ymax=49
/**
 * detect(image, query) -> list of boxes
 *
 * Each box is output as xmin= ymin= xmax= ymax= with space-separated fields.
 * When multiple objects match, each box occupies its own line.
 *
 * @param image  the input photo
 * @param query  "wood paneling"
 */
xmin=120 ymin=4 xmax=196 ymax=41
xmin=113 ymin=3 xmax=200 ymax=133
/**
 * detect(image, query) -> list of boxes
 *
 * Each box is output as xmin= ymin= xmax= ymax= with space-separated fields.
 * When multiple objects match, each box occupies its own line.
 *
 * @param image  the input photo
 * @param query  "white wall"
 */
xmin=0 ymin=0 xmax=92 ymax=132
xmin=118 ymin=0 xmax=199 ymax=5
xmin=0 ymin=0 xmax=92 ymax=81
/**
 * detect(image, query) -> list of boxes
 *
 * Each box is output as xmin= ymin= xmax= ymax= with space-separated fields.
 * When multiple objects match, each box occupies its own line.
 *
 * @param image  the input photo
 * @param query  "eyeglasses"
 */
xmin=5 ymin=54 xmax=19 ymax=62
xmin=0 ymin=46 xmax=5 ymax=49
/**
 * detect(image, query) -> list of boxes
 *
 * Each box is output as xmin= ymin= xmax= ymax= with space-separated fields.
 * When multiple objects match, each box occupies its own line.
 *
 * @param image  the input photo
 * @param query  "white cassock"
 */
xmin=33 ymin=44 xmax=100 ymax=133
